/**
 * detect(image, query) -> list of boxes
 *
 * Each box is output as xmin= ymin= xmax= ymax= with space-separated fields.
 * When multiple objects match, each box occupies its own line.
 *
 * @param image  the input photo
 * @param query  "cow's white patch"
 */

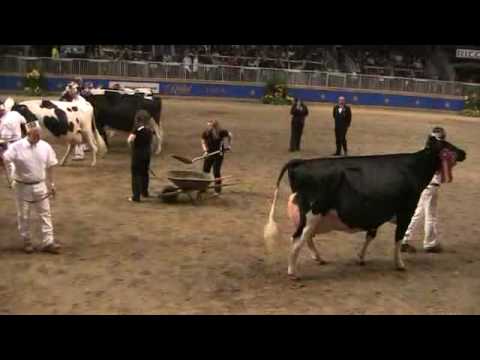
xmin=89 ymin=89 xmax=106 ymax=95
xmin=287 ymin=195 xmax=362 ymax=235
xmin=314 ymin=210 xmax=362 ymax=234
xmin=288 ymin=211 xmax=322 ymax=278
xmin=394 ymin=241 xmax=405 ymax=270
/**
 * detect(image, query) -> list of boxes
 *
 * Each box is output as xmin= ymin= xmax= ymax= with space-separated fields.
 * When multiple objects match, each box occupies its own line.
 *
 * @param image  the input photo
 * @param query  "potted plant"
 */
xmin=24 ymin=68 xmax=44 ymax=96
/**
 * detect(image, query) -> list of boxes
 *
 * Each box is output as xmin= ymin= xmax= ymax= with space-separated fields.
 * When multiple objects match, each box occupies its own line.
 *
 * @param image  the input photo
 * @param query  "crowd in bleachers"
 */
xmin=77 ymin=45 xmax=430 ymax=78
xmin=0 ymin=45 xmax=455 ymax=81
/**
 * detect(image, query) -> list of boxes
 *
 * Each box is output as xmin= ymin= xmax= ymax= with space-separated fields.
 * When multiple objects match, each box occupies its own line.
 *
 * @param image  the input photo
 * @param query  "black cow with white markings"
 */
xmin=264 ymin=132 xmax=466 ymax=280
xmin=82 ymin=89 xmax=164 ymax=154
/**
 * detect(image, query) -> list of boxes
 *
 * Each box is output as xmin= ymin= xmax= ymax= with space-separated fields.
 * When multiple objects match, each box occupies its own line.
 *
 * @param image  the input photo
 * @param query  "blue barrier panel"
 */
xmin=158 ymin=82 xmax=265 ymax=99
xmin=0 ymin=74 xmax=464 ymax=110
xmin=0 ymin=75 xmax=24 ymax=90
xmin=287 ymin=87 xmax=464 ymax=111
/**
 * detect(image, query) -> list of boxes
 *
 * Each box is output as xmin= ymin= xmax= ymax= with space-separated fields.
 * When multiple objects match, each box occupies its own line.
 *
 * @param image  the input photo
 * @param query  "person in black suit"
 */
xmin=332 ymin=96 xmax=352 ymax=156
xmin=127 ymin=110 xmax=153 ymax=202
xmin=289 ymin=98 xmax=309 ymax=152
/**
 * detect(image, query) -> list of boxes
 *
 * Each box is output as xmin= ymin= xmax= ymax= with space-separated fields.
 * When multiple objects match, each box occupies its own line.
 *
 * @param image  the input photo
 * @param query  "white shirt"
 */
xmin=193 ymin=57 xmax=199 ymax=72
xmin=0 ymin=111 xmax=26 ymax=142
xmin=183 ymin=56 xmax=192 ymax=67
xmin=3 ymin=138 xmax=58 ymax=183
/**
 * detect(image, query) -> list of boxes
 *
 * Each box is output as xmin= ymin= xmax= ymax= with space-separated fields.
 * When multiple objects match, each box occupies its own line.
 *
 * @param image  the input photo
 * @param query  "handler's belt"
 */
xmin=14 ymin=179 xmax=43 ymax=185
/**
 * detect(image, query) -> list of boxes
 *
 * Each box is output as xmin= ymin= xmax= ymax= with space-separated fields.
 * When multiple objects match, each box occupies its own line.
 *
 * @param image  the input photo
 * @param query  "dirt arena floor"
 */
xmin=1 ymin=96 xmax=479 ymax=314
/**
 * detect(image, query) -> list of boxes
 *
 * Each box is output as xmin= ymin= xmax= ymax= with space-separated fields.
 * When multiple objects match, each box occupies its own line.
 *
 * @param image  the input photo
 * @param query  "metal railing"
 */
xmin=1 ymin=55 xmax=479 ymax=97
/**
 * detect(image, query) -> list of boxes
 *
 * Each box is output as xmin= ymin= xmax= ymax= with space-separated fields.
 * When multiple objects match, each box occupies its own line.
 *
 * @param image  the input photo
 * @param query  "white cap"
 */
xmin=26 ymin=121 xmax=41 ymax=130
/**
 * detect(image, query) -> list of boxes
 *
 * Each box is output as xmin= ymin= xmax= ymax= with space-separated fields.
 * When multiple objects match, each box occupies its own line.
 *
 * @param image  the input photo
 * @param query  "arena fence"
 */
xmin=1 ymin=55 xmax=479 ymax=98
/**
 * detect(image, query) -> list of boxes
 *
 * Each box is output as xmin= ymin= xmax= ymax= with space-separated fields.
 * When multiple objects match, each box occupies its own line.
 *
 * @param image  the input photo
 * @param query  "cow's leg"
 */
xmin=99 ymin=126 xmax=110 ymax=148
xmin=358 ymin=229 xmax=377 ymax=265
xmin=394 ymin=211 xmax=414 ymax=271
xmin=288 ymin=211 xmax=321 ymax=280
xmin=82 ymin=130 xmax=98 ymax=167
xmin=306 ymin=237 xmax=327 ymax=265
xmin=59 ymin=144 xmax=74 ymax=166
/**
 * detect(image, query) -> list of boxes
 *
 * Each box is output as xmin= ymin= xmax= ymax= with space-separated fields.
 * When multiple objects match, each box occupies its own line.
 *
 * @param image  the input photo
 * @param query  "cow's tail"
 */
xmin=92 ymin=114 xmax=107 ymax=157
xmin=263 ymin=160 xmax=299 ymax=253
xmin=151 ymin=96 xmax=163 ymax=154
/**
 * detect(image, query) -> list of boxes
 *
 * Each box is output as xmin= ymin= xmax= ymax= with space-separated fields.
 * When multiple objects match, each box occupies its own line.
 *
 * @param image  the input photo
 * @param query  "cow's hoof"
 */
xmin=314 ymin=258 xmax=328 ymax=265
xmin=288 ymin=273 xmax=300 ymax=281
xmin=357 ymin=259 xmax=366 ymax=266
xmin=396 ymin=266 xmax=406 ymax=272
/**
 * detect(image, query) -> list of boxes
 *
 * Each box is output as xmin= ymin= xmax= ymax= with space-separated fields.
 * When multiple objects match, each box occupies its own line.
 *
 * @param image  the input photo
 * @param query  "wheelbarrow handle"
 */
xmin=192 ymin=150 xmax=221 ymax=162
xmin=205 ymin=182 xmax=241 ymax=190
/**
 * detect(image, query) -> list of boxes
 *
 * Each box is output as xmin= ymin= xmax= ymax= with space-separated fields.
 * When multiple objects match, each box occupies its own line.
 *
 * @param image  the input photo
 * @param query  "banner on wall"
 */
xmin=107 ymin=81 xmax=159 ymax=91
xmin=456 ymin=49 xmax=480 ymax=60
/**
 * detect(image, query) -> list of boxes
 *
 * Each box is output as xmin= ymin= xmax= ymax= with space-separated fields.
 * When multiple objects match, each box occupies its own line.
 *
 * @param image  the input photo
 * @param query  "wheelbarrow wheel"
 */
xmin=159 ymin=185 xmax=180 ymax=203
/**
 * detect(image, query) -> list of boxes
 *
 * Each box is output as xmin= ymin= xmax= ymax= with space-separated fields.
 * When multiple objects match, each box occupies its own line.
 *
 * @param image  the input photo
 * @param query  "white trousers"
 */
xmin=14 ymin=182 xmax=55 ymax=246
xmin=402 ymin=185 xmax=439 ymax=249
xmin=6 ymin=161 xmax=15 ymax=182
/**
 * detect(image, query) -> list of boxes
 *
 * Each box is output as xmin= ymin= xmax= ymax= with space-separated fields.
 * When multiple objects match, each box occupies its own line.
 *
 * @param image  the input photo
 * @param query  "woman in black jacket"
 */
xmin=289 ymin=98 xmax=309 ymax=152
xmin=201 ymin=119 xmax=232 ymax=195
xmin=127 ymin=110 xmax=153 ymax=202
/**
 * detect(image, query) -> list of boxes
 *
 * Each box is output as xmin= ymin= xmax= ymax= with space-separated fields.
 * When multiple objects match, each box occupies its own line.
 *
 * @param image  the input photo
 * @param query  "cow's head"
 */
xmin=11 ymin=102 xmax=38 ymax=124
xmin=62 ymin=81 xmax=81 ymax=101
xmin=425 ymin=128 xmax=466 ymax=183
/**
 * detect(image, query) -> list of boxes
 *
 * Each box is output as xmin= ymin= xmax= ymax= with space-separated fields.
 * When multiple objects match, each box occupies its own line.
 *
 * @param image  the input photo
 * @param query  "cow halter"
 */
xmin=439 ymin=148 xmax=456 ymax=183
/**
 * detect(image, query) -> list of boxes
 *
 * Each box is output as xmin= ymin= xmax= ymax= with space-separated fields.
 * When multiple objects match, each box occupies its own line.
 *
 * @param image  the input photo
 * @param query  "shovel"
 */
xmin=171 ymin=150 xmax=221 ymax=165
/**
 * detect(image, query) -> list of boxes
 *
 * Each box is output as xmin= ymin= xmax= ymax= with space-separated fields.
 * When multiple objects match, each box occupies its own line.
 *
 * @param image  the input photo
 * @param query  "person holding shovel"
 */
xmin=201 ymin=120 xmax=232 ymax=196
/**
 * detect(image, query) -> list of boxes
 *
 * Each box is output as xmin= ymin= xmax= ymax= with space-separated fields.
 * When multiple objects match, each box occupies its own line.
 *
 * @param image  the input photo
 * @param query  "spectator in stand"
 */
xmin=51 ymin=46 xmax=60 ymax=59
xmin=183 ymin=53 xmax=192 ymax=78
xmin=163 ymin=53 xmax=172 ymax=63
xmin=192 ymin=54 xmax=199 ymax=78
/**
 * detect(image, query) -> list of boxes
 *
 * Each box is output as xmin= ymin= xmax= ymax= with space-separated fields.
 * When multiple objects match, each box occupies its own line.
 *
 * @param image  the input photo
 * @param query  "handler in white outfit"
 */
xmin=0 ymin=98 xmax=26 ymax=183
xmin=401 ymin=127 xmax=446 ymax=254
xmin=3 ymin=121 xmax=61 ymax=254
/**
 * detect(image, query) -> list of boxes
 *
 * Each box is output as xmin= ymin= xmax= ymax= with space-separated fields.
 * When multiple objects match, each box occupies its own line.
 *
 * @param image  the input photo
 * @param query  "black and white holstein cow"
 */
xmin=264 ymin=134 xmax=466 ymax=280
xmin=82 ymin=89 xmax=164 ymax=154
xmin=12 ymin=99 xmax=107 ymax=166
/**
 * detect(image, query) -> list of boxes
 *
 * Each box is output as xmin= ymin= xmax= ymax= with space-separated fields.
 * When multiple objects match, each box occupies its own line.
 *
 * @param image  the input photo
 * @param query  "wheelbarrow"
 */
xmin=158 ymin=170 xmax=237 ymax=204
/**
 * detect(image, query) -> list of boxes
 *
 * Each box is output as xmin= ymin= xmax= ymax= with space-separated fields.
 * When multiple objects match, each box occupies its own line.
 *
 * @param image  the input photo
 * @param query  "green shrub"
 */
xmin=262 ymin=74 xmax=293 ymax=105
xmin=23 ymin=69 xmax=45 ymax=96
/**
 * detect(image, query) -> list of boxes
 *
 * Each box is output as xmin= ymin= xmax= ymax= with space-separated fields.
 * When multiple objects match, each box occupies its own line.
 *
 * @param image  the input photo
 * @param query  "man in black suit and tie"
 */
xmin=332 ymin=96 xmax=352 ymax=156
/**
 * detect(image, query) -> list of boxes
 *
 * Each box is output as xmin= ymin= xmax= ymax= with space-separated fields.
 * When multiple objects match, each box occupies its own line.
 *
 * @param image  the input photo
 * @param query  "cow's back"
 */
xmin=288 ymin=155 xmax=425 ymax=230
xmin=88 ymin=92 xmax=161 ymax=132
